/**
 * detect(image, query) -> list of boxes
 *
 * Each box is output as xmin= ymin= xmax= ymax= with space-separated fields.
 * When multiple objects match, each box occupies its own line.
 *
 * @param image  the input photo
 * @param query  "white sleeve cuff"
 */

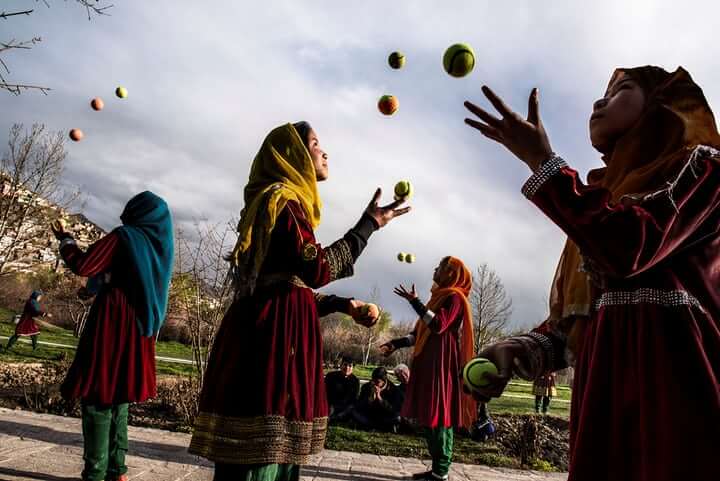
xmin=521 ymin=155 xmax=568 ymax=199
xmin=422 ymin=310 xmax=436 ymax=324
xmin=406 ymin=334 xmax=416 ymax=345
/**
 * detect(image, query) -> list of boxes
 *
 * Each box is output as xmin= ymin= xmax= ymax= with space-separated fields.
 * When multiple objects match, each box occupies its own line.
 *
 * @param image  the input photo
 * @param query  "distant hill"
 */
xmin=0 ymin=174 xmax=105 ymax=274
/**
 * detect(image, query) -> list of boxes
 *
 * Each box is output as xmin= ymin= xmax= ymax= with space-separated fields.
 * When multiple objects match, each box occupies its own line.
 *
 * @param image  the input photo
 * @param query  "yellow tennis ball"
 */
xmin=388 ymin=51 xmax=405 ymax=69
xmin=405 ymin=254 xmax=416 ymax=264
xmin=443 ymin=43 xmax=475 ymax=78
xmin=394 ymin=180 xmax=413 ymax=200
xmin=462 ymin=357 xmax=499 ymax=391
xmin=115 ymin=86 xmax=128 ymax=99
xmin=397 ymin=252 xmax=406 ymax=262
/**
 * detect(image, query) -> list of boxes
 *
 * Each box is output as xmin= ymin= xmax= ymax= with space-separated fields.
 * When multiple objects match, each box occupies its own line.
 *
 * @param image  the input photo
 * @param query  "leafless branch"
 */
xmin=72 ymin=1 xmax=114 ymax=21
xmin=0 ymin=83 xmax=51 ymax=95
xmin=0 ymin=38 xmax=43 ymax=54
xmin=0 ymin=10 xmax=34 ymax=20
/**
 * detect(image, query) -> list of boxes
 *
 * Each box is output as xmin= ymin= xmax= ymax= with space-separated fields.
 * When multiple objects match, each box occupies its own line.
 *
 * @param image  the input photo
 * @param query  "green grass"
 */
xmin=326 ymin=425 xmax=521 ymax=469
xmin=326 ymin=363 xmax=572 ymax=419
xmin=1 ymin=312 xmax=198 ymax=377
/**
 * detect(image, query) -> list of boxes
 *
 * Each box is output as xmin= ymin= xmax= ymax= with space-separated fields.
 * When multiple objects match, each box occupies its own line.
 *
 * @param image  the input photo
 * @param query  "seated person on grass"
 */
xmin=325 ymin=356 xmax=360 ymax=422
xmin=352 ymin=366 xmax=403 ymax=432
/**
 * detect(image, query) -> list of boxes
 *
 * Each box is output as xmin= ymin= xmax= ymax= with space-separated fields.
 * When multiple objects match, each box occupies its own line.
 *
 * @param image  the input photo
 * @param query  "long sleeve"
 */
xmin=410 ymin=295 xmax=463 ymax=334
xmin=314 ymin=293 xmax=352 ymax=317
xmin=272 ymin=202 xmax=378 ymax=289
xmin=522 ymin=149 xmax=720 ymax=278
xmin=59 ymin=232 xmax=119 ymax=278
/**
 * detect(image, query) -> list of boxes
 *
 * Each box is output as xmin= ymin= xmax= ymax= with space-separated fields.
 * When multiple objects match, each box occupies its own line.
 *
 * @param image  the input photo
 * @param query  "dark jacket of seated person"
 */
xmin=325 ymin=359 xmax=360 ymax=416
xmin=353 ymin=367 xmax=403 ymax=431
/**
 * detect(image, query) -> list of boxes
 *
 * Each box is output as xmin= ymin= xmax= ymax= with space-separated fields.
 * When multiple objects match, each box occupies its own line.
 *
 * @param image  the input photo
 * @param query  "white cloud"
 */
xmin=2 ymin=0 xmax=719 ymax=328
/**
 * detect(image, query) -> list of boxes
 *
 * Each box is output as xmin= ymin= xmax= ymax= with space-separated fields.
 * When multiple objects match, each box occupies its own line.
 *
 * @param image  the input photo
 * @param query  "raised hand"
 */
xmin=468 ymin=339 xmax=529 ymax=403
xmin=50 ymin=219 xmax=69 ymax=240
xmin=464 ymin=86 xmax=553 ymax=172
xmin=364 ymin=188 xmax=411 ymax=228
xmin=379 ymin=341 xmax=396 ymax=357
xmin=393 ymin=283 xmax=417 ymax=302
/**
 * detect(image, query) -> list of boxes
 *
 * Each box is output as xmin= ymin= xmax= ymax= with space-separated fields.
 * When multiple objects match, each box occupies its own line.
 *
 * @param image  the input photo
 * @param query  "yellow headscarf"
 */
xmin=230 ymin=123 xmax=322 ymax=295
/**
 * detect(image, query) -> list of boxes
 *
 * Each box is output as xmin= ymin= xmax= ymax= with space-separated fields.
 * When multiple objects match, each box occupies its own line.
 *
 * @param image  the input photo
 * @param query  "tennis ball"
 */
xmin=115 ymin=86 xmax=128 ymax=99
xmin=443 ymin=43 xmax=475 ymax=78
xmin=361 ymin=303 xmax=380 ymax=320
xmin=388 ymin=51 xmax=405 ymax=69
xmin=462 ymin=357 xmax=499 ymax=391
xmin=405 ymin=254 xmax=416 ymax=264
xmin=394 ymin=180 xmax=413 ymax=200
xmin=397 ymin=252 xmax=407 ymax=262
xmin=90 ymin=97 xmax=104 ymax=111
xmin=69 ymin=129 xmax=84 ymax=142
xmin=378 ymin=95 xmax=399 ymax=115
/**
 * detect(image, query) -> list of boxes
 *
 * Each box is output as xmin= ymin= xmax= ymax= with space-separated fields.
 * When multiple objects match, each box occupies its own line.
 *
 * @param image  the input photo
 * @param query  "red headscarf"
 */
xmin=413 ymin=256 xmax=476 ymax=427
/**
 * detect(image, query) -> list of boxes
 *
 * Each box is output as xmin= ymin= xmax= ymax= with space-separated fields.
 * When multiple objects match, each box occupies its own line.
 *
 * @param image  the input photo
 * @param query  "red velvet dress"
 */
xmin=189 ymin=201 xmax=369 ymax=466
xmin=14 ymin=300 xmax=45 ymax=336
xmin=523 ymin=151 xmax=720 ymax=481
xmin=401 ymin=295 xmax=467 ymax=429
xmin=59 ymin=232 xmax=157 ymax=405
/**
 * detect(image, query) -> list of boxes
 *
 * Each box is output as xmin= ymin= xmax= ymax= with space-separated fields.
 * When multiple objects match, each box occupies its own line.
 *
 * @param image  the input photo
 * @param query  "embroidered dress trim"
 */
xmin=593 ymin=288 xmax=705 ymax=313
xmin=189 ymin=413 xmax=328 ymax=465
xmin=527 ymin=331 xmax=555 ymax=372
xmin=324 ymin=239 xmax=354 ymax=281
xmin=521 ymin=155 xmax=568 ymax=199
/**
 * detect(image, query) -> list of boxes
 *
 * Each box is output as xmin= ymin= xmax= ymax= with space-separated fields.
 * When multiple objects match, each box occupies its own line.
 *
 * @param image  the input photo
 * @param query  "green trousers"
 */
xmin=81 ymin=403 xmax=129 ymax=481
xmin=426 ymin=426 xmax=454 ymax=478
xmin=5 ymin=334 xmax=39 ymax=350
xmin=213 ymin=463 xmax=300 ymax=481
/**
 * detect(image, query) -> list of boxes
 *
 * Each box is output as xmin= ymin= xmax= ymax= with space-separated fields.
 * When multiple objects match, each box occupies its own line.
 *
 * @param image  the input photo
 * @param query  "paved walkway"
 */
xmin=0 ymin=408 xmax=567 ymax=481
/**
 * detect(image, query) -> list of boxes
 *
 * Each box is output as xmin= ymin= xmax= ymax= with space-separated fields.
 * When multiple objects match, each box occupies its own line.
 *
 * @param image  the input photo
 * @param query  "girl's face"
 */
xmin=306 ymin=129 xmax=329 ymax=181
xmin=589 ymin=71 xmax=646 ymax=155
xmin=433 ymin=257 xmax=451 ymax=284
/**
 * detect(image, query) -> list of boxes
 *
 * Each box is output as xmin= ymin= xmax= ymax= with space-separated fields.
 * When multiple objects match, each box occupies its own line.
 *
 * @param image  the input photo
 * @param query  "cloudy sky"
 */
xmin=2 ymin=0 xmax=719 ymax=328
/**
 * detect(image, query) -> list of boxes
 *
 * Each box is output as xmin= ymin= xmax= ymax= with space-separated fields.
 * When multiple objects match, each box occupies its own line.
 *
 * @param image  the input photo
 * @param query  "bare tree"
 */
xmin=170 ymin=221 xmax=236 ymax=419
xmin=0 ymin=124 xmax=81 ymax=274
xmin=470 ymin=263 xmax=513 ymax=352
xmin=357 ymin=285 xmax=393 ymax=365
xmin=1 ymin=1 xmax=114 ymax=95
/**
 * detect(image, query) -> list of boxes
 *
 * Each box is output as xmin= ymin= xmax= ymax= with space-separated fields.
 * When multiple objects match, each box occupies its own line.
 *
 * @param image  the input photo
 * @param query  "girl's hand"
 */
xmin=393 ymin=283 xmax=417 ymax=302
xmin=464 ymin=86 xmax=553 ymax=172
xmin=379 ymin=341 xmax=396 ymax=357
xmin=469 ymin=338 xmax=530 ymax=403
xmin=349 ymin=299 xmax=380 ymax=328
xmin=364 ymin=188 xmax=411 ymax=228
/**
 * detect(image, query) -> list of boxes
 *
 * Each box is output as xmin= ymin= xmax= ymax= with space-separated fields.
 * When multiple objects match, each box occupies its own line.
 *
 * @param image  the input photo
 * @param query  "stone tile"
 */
xmin=0 ymin=408 xmax=567 ymax=481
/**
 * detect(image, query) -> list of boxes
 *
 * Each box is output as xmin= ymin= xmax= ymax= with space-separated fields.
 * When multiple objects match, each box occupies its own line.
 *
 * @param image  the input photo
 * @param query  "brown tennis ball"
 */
xmin=378 ymin=95 xmax=399 ymax=115
xmin=90 ymin=97 xmax=104 ymax=111
xmin=69 ymin=129 xmax=84 ymax=142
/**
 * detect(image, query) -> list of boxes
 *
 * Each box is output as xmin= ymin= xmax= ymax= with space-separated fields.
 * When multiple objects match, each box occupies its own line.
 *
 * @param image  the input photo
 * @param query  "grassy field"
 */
xmin=2 ymin=307 xmax=571 ymax=419
xmin=329 ymin=364 xmax=572 ymax=419
xmin=325 ymin=424 xmax=524 ymax=469
xmin=0 ymin=308 xmax=196 ymax=376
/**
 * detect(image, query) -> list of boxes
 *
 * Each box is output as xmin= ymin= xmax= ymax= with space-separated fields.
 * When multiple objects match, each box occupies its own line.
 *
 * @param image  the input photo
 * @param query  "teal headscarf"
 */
xmin=115 ymin=191 xmax=174 ymax=337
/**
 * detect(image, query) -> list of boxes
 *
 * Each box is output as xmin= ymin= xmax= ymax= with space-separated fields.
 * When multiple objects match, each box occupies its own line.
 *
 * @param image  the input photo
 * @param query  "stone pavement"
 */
xmin=0 ymin=408 xmax=567 ymax=481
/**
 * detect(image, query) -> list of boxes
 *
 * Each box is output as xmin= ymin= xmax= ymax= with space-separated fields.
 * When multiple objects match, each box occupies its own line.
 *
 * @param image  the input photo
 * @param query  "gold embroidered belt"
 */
xmin=256 ymin=273 xmax=310 ymax=289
